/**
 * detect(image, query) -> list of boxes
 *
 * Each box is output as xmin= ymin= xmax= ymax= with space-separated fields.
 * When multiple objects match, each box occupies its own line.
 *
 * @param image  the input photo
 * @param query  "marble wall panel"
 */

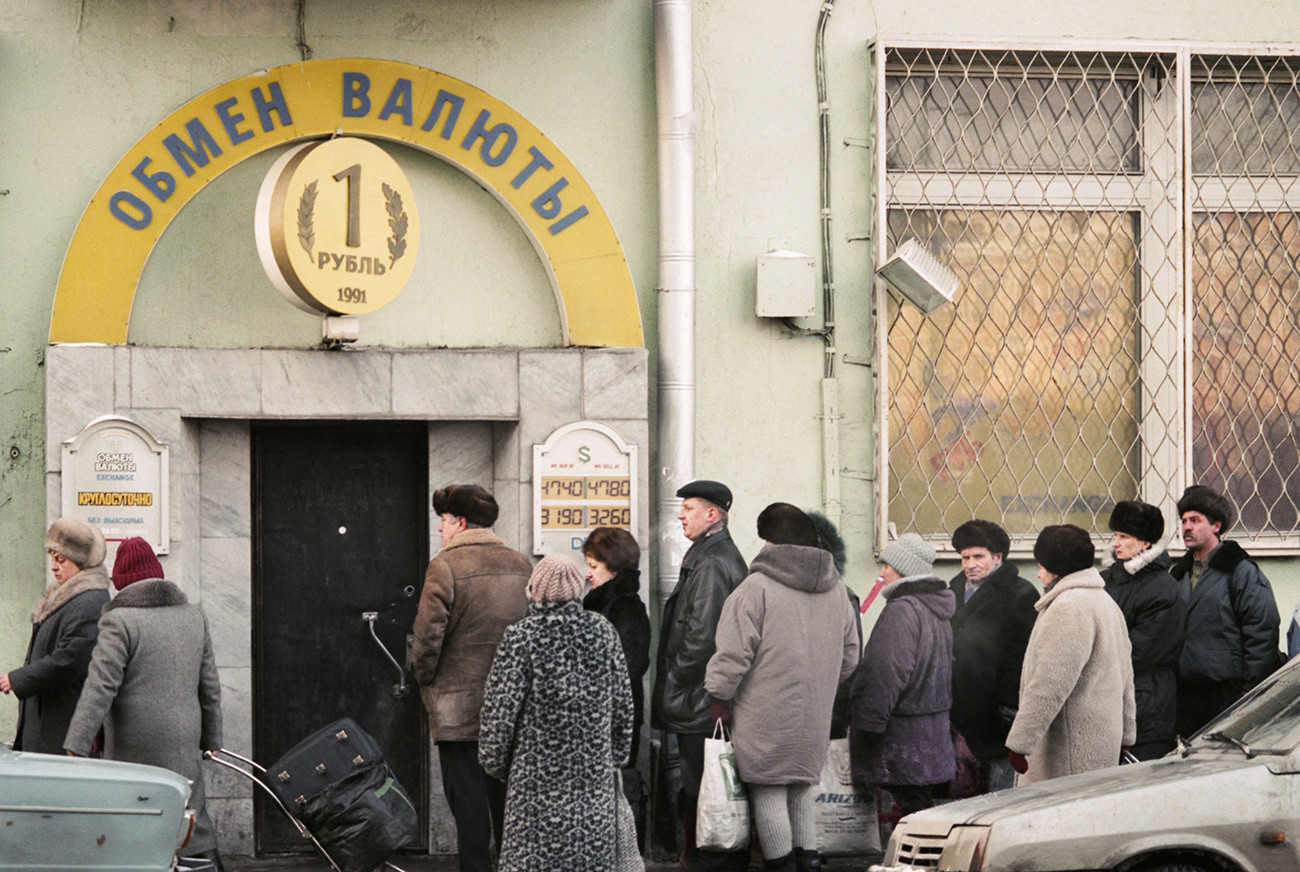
xmin=200 ymin=420 xmax=251 ymax=539
xmin=392 ymin=350 xmax=519 ymax=418
xmin=201 ymin=536 xmax=252 ymax=670
xmin=45 ymin=345 xmax=115 ymax=471
xmin=131 ymin=348 xmax=262 ymax=415
xmin=582 ymin=348 xmax=649 ymax=421
xmin=259 ymin=350 xmax=392 ymax=417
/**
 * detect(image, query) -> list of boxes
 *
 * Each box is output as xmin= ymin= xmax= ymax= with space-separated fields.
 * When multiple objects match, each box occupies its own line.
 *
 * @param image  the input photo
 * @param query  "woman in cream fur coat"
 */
xmin=1006 ymin=524 xmax=1136 ymax=784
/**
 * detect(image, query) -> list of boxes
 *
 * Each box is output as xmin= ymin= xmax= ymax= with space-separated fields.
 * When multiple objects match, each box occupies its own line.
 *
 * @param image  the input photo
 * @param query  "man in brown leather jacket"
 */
xmin=411 ymin=484 xmax=530 ymax=872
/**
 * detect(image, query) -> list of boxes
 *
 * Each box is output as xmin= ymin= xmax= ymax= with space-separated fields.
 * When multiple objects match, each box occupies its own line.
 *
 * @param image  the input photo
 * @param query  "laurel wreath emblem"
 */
xmin=294 ymin=178 xmax=408 ymax=268
xmin=297 ymin=181 xmax=317 ymax=256
xmin=383 ymin=183 xmax=408 ymax=267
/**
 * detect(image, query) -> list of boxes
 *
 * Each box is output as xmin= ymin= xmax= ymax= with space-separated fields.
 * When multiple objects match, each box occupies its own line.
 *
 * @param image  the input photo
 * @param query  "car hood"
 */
xmin=894 ymin=751 xmax=1299 ymax=871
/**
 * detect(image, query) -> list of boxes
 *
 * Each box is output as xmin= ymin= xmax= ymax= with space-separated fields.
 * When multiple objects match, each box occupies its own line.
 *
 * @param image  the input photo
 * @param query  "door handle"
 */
xmin=362 ymin=611 xmax=410 ymax=697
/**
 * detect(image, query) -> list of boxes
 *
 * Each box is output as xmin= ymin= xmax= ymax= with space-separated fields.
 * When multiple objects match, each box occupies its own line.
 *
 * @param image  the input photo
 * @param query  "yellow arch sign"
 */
xmin=51 ymin=58 xmax=642 ymax=347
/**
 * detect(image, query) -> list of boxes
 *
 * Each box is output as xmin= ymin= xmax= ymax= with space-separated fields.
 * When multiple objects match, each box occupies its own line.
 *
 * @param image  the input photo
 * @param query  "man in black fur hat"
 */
xmin=947 ymin=519 xmax=1039 ymax=793
xmin=1101 ymin=500 xmax=1185 ymax=759
xmin=1170 ymin=485 xmax=1281 ymax=739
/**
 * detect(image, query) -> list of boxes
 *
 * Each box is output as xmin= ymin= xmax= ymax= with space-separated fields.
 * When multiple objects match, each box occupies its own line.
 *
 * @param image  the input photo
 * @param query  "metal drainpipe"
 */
xmin=653 ymin=0 xmax=695 ymax=611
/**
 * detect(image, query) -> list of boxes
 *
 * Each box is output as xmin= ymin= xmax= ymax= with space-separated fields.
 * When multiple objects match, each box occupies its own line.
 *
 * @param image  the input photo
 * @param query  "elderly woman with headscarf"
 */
xmin=1100 ymin=501 xmax=1186 ymax=760
xmin=1006 ymin=525 xmax=1136 ymax=783
xmin=1 ymin=518 xmax=111 ymax=754
xmin=63 ymin=536 xmax=225 ymax=871
xmin=479 ymin=554 xmax=635 ymax=872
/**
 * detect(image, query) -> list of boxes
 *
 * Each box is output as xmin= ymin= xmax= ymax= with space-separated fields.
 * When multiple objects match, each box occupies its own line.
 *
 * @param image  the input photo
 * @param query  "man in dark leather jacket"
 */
xmin=652 ymin=479 xmax=748 ymax=871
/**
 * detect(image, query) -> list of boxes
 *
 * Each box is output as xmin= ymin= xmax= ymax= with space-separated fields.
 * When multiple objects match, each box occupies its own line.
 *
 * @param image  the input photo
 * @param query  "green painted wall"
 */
xmin=0 ymin=0 xmax=657 ymax=740
xmin=5 ymin=0 xmax=1300 ymax=745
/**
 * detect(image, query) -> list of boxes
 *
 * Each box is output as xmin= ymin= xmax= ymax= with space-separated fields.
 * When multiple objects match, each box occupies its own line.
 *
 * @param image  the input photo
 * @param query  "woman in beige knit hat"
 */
xmin=479 ymin=554 xmax=637 ymax=871
xmin=0 ymin=518 xmax=112 ymax=753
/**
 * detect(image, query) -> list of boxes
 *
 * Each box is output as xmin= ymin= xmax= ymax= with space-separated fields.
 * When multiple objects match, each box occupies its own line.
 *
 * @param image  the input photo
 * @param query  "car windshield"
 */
xmin=1189 ymin=659 xmax=1300 ymax=754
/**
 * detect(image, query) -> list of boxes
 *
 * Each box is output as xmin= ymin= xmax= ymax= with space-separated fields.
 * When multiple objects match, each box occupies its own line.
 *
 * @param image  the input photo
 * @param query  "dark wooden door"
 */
xmin=252 ymin=422 xmax=428 ymax=852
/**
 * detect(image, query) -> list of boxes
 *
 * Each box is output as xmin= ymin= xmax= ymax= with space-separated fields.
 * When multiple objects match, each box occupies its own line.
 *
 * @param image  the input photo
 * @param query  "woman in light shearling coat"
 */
xmin=1007 ymin=525 xmax=1136 ymax=784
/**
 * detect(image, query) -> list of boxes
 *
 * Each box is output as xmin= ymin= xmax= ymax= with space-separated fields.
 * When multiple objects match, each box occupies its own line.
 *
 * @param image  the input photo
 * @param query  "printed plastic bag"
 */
xmin=813 ymin=738 xmax=879 ymax=857
xmin=695 ymin=720 xmax=749 ymax=851
xmin=614 ymin=768 xmax=646 ymax=872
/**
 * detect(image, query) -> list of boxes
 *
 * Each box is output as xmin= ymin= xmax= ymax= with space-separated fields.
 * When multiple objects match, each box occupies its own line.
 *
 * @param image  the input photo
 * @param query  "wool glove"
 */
xmin=1008 ymin=750 xmax=1029 ymax=774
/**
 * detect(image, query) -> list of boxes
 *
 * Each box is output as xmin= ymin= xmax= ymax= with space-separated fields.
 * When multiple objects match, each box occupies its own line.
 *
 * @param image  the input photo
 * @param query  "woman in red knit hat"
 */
xmin=65 ymin=536 xmax=226 ymax=871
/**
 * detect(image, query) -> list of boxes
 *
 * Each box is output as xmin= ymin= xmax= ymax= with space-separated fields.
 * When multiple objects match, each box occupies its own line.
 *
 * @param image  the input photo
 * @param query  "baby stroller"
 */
xmin=206 ymin=718 xmax=417 ymax=872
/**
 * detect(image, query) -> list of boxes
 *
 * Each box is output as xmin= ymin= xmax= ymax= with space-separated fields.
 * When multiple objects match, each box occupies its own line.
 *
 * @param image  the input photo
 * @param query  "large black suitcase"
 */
xmin=265 ymin=717 xmax=389 ymax=808
xmin=262 ymin=718 xmax=416 ymax=872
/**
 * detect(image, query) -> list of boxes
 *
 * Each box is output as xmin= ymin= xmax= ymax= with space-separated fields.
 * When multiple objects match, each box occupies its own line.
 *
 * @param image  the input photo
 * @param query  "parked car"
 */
xmin=0 ymin=747 xmax=198 ymax=872
xmin=873 ymin=655 xmax=1300 ymax=872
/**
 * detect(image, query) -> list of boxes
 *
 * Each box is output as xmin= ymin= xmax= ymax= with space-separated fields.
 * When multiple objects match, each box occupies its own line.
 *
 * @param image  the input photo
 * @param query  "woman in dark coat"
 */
xmin=581 ymin=527 xmax=651 ymax=760
xmin=581 ymin=527 xmax=651 ymax=847
xmin=480 ymin=554 xmax=635 ymax=872
xmin=1 ymin=518 xmax=111 ymax=754
xmin=849 ymin=533 xmax=956 ymax=816
xmin=1101 ymin=501 xmax=1186 ymax=760
xmin=64 ymin=537 xmax=224 ymax=869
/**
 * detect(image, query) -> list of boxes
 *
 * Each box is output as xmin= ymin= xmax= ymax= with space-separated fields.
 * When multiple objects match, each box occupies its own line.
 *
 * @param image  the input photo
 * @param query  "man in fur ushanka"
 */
xmin=946 ymin=519 xmax=1038 ymax=793
xmin=1171 ymin=485 xmax=1281 ymax=739
xmin=1100 ymin=500 xmax=1186 ymax=760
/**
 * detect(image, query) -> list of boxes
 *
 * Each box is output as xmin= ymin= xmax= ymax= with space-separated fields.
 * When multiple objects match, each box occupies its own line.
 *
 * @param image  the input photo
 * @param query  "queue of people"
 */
xmin=3 ymin=478 xmax=1286 ymax=870
xmin=1 ymin=522 xmax=224 ymax=871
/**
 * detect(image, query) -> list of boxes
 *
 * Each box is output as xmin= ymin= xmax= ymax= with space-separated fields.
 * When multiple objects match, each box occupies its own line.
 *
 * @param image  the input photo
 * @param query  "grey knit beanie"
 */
xmin=45 ymin=517 xmax=107 ymax=569
xmin=526 ymin=554 xmax=586 ymax=603
xmin=879 ymin=533 xmax=935 ymax=579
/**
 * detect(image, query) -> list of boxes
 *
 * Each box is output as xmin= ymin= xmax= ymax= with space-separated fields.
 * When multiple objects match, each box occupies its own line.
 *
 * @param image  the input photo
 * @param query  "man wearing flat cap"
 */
xmin=946 ymin=519 xmax=1038 ymax=793
xmin=652 ymin=479 xmax=748 ymax=871
xmin=1170 ymin=485 xmax=1280 ymax=738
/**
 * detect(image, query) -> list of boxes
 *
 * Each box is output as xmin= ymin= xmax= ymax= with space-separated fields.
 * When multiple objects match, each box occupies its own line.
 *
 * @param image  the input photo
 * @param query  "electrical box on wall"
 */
xmin=756 ymin=250 xmax=816 ymax=318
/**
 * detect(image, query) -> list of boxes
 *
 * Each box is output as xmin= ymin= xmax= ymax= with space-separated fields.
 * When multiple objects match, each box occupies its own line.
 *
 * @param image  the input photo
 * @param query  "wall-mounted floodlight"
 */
xmin=876 ymin=239 xmax=958 ymax=314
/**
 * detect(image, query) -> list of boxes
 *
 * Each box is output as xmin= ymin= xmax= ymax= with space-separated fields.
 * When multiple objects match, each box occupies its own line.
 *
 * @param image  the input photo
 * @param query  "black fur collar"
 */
xmin=1170 ymin=539 xmax=1250 ymax=580
xmin=104 ymin=579 xmax=189 ymax=612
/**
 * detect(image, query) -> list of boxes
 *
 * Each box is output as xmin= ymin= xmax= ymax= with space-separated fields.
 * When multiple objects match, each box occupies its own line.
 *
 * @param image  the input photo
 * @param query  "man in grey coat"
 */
xmin=64 ymin=537 xmax=224 ymax=871
xmin=1170 ymin=485 xmax=1281 ymax=738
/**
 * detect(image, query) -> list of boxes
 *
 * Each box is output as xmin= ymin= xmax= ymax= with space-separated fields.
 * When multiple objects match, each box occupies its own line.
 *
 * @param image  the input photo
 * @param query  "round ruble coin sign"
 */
xmin=255 ymin=136 xmax=419 ymax=315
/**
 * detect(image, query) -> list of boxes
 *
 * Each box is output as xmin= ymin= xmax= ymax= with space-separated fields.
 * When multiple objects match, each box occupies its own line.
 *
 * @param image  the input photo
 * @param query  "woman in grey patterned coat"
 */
xmin=480 ymin=554 xmax=635 ymax=872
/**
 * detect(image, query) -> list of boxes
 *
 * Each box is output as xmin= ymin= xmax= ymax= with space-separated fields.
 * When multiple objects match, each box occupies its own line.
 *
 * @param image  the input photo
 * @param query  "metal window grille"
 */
xmin=874 ymin=43 xmax=1300 ymax=554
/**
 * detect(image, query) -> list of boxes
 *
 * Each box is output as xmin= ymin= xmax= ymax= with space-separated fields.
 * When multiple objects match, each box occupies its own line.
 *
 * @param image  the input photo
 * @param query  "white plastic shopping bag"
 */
xmin=813 ymin=737 xmax=879 ymax=856
xmin=695 ymin=720 xmax=749 ymax=851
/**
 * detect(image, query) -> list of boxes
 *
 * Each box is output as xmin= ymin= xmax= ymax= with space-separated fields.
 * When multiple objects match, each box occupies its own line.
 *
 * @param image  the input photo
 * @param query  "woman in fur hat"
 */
xmin=0 ymin=518 xmax=112 ymax=753
xmin=479 ymin=554 xmax=635 ymax=872
xmin=1100 ymin=501 xmax=1186 ymax=760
